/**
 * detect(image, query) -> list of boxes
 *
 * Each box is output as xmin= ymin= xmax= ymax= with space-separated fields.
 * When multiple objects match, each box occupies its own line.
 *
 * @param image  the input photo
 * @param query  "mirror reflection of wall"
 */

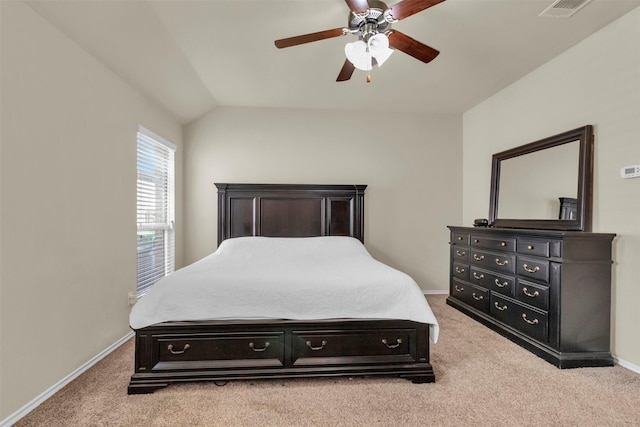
xmin=498 ymin=141 xmax=580 ymax=220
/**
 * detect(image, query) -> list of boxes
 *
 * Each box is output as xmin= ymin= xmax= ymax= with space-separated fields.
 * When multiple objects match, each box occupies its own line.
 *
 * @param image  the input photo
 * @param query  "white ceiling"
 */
xmin=25 ymin=0 xmax=640 ymax=124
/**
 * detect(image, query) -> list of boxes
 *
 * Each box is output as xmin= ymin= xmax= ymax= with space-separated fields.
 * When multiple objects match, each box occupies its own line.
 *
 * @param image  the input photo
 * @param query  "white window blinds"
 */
xmin=136 ymin=125 xmax=176 ymax=296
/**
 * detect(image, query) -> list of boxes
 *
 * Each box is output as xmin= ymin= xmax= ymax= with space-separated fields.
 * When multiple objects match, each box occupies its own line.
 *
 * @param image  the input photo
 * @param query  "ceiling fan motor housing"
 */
xmin=348 ymin=0 xmax=393 ymax=42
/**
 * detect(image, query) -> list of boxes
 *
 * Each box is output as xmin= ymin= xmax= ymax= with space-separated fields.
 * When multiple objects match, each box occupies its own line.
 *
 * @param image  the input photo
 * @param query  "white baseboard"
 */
xmin=423 ymin=289 xmax=449 ymax=295
xmin=614 ymin=356 xmax=640 ymax=375
xmin=0 ymin=331 xmax=134 ymax=427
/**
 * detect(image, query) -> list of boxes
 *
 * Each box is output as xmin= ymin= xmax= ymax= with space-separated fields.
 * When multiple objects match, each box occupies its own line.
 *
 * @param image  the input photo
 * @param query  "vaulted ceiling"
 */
xmin=25 ymin=0 xmax=640 ymax=124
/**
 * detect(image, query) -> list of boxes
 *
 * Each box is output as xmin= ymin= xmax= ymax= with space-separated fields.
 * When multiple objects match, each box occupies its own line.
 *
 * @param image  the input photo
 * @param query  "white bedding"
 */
xmin=129 ymin=236 xmax=439 ymax=342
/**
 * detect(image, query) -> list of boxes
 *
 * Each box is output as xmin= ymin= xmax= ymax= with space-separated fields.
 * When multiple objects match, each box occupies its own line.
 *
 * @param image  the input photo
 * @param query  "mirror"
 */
xmin=489 ymin=125 xmax=593 ymax=231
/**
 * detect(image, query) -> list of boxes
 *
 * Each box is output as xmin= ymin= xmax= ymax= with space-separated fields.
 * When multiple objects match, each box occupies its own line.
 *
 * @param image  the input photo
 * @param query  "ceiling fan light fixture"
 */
xmin=368 ymin=33 xmax=393 ymax=66
xmin=345 ymin=33 xmax=393 ymax=71
xmin=345 ymin=40 xmax=372 ymax=71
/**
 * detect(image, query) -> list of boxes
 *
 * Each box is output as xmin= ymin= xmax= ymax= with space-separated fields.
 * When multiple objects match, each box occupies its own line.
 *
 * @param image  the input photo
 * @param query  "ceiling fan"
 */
xmin=274 ymin=0 xmax=445 ymax=82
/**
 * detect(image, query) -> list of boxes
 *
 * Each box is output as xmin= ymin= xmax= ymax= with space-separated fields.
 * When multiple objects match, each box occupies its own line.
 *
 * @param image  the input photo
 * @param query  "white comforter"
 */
xmin=130 ymin=236 xmax=439 ymax=342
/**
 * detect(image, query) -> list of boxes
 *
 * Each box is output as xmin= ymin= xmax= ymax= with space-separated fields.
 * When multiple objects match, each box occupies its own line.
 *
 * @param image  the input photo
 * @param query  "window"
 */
xmin=136 ymin=125 xmax=175 ymax=296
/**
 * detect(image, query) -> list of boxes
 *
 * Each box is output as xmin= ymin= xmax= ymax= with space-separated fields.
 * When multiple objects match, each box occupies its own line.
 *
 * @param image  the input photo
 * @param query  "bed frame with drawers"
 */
xmin=127 ymin=184 xmax=435 ymax=394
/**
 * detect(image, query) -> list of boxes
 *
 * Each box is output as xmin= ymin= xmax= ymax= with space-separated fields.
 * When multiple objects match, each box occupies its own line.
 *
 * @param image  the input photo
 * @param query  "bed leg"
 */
xmin=404 ymin=374 xmax=435 ymax=384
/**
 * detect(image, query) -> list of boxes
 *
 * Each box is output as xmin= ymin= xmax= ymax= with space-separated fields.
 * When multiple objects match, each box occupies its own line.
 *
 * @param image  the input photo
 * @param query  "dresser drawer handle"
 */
xmin=473 ymin=254 xmax=485 ymax=261
xmin=521 ymin=314 xmax=539 ymax=325
xmin=456 ymin=250 xmax=467 ymax=256
xmin=249 ymin=341 xmax=271 ymax=352
xmin=523 ymin=264 xmax=540 ymax=273
xmin=495 ymin=258 xmax=509 ymax=266
xmin=458 ymin=236 xmax=464 ymax=241
xmin=454 ymin=285 xmax=464 ymax=293
xmin=472 ymin=272 xmax=484 ymax=280
xmin=167 ymin=344 xmax=190 ymax=355
xmin=455 ymin=267 xmax=465 ymax=274
xmin=522 ymin=287 xmax=540 ymax=298
xmin=500 ymin=242 xmax=507 ymax=247
xmin=473 ymin=239 xmax=480 ymax=243
xmin=527 ymin=245 xmax=534 ymax=250
xmin=382 ymin=338 xmax=403 ymax=349
xmin=494 ymin=302 xmax=507 ymax=311
xmin=495 ymin=279 xmax=508 ymax=288
xmin=306 ymin=340 xmax=327 ymax=351
xmin=472 ymin=293 xmax=484 ymax=301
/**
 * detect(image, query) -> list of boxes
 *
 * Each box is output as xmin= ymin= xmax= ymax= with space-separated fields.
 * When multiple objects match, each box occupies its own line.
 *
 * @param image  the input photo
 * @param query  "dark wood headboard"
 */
xmin=215 ymin=184 xmax=366 ymax=245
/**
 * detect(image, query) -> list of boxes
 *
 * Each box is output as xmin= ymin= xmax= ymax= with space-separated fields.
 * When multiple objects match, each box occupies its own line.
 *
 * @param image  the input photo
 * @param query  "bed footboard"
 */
xmin=128 ymin=319 xmax=434 ymax=394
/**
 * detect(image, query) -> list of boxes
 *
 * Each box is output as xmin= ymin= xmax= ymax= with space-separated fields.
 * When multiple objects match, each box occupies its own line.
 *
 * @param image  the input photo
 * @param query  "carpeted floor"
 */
xmin=15 ymin=295 xmax=640 ymax=426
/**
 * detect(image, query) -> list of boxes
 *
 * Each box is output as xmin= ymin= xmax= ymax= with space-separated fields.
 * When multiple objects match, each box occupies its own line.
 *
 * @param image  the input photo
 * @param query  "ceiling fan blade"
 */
xmin=344 ymin=0 xmax=370 ymax=14
xmin=388 ymin=30 xmax=439 ymax=63
xmin=336 ymin=60 xmax=356 ymax=82
xmin=387 ymin=0 xmax=445 ymax=21
xmin=275 ymin=28 xmax=346 ymax=49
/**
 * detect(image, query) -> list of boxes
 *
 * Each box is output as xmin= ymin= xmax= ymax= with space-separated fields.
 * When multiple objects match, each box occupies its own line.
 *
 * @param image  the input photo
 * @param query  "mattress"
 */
xmin=129 ymin=236 xmax=439 ymax=342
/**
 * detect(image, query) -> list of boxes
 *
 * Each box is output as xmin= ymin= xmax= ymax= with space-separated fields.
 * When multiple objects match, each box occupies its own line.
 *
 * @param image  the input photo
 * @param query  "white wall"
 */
xmin=0 ymin=1 xmax=183 ymax=419
xmin=463 ymin=8 xmax=640 ymax=367
xmin=184 ymin=107 xmax=462 ymax=293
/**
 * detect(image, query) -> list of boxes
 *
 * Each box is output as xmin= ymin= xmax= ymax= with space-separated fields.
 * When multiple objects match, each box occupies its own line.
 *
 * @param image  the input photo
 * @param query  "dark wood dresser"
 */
xmin=447 ymin=226 xmax=615 ymax=368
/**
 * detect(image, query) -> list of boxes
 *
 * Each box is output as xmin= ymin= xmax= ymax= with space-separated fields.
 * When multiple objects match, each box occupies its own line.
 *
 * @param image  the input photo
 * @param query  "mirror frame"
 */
xmin=489 ymin=125 xmax=594 ymax=232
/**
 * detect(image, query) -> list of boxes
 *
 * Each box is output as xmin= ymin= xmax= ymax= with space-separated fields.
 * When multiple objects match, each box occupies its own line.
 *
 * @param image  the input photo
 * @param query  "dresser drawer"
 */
xmin=517 ymin=256 xmax=550 ymax=283
xmin=452 ymin=246 xmax=470 ymax=262
xmin=453 ymin=262 xmax=469 ymax=281
xmin=517 ymin=238 xmax=550 ymax=257
xmin=451 ymin=279 xmax=489 ymax=313
xmin=470 ymin=249 xmax=516 ymax=274
xmin=291 ymin=329 xmax=416 ymax=366
xmin=516 ymin=280 xmax=549 ymax=311
xmin=469 ymin=267 xmax=515 ymax=297
xmin=154 ymin=333 xmax=285 ymax=370
xmin=452 ymin=232 xmax=470 ymax=245
xmin=490 ymin=294 xmax=548 ymax=343
xmin=471 ymin=235 xmax=516 ymax=252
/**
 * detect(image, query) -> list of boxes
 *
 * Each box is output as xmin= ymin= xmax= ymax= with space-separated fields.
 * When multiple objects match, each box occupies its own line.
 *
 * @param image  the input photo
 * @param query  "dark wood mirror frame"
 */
xmin=489 ymin=125 xmax=594 ymax=232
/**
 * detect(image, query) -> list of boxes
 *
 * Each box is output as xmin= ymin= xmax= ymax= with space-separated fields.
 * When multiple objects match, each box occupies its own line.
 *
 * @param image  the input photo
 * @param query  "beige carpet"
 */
xmin=15 ymin=295 xmax=640 ymax=426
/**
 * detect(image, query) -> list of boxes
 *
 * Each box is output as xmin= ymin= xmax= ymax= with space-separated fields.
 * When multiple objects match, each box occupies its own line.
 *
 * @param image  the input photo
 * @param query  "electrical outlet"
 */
xmin=128 ymin=292 xmax=138 ymax=306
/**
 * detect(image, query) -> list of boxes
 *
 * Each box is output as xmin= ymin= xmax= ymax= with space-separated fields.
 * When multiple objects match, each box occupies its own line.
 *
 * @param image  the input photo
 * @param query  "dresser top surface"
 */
xmin=448 ymin=225 xmax=615 ymax=240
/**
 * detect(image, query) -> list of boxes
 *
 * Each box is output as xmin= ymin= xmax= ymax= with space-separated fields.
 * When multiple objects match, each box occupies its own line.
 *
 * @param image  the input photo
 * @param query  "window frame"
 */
xmin=136 ymin=125 xmax=176 ymax=297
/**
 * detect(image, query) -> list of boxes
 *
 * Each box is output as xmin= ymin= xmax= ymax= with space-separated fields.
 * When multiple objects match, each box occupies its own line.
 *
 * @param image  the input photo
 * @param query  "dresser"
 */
xmin=447 ymin=226 xmax=615 ymax=368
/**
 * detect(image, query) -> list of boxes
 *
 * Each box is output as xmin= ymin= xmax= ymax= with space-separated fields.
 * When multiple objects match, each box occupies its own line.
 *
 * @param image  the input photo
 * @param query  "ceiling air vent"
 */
xmin=539 ymin=0 xmax=592 ymax=18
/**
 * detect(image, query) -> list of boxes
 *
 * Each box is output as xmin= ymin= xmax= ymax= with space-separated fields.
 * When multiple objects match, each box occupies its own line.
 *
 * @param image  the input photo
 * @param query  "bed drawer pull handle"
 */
xmin=472 ymin=272 xmax=484 ymax=280
xmin=522 ymin=287 xmax=540 ymax=298
xmin=495 ymin=279 xmax=508 ymax=288
xmin=249 ymin=342 xmax=270 ymax=352
xmin=454 ymin=285 xmax=464 ymax=293
xmin=382 ymin=338 xmax=403 ymax=349
xmin=494 ymin=302 xmax=507 ymax=311
xmin=472 ymin=293 xmax=484 ymax=301
xmin=455 ymin=266 xmax=465 ymax=274
xmin=473 ymin=254 xmax=485 ymax=261
xmin=495 ymin=258 xmax=509 ymax=266
xmin=167 ymin=344 xmax=190 ymax=355
xmin=306 ymin=340 xmax=327 ymax=351
xmin=456 ymin=250 xmax=466 ymax=256
xmin=521 ymin=314 xmax=539 ymax=325
xmin=523 ymin=264 xmax=540 ymax=273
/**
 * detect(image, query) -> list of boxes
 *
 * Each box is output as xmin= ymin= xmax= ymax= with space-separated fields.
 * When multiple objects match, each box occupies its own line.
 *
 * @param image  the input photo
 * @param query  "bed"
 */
xmin=128 ymin=183 xmax=438 ymax=394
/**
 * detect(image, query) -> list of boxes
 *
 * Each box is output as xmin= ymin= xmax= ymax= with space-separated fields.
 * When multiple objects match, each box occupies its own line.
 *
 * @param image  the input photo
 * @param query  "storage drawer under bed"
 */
xmin=152 ymin=332 xmax=285 ymax=371
xmin=291 ymin=329 xmax=417 ymax=366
